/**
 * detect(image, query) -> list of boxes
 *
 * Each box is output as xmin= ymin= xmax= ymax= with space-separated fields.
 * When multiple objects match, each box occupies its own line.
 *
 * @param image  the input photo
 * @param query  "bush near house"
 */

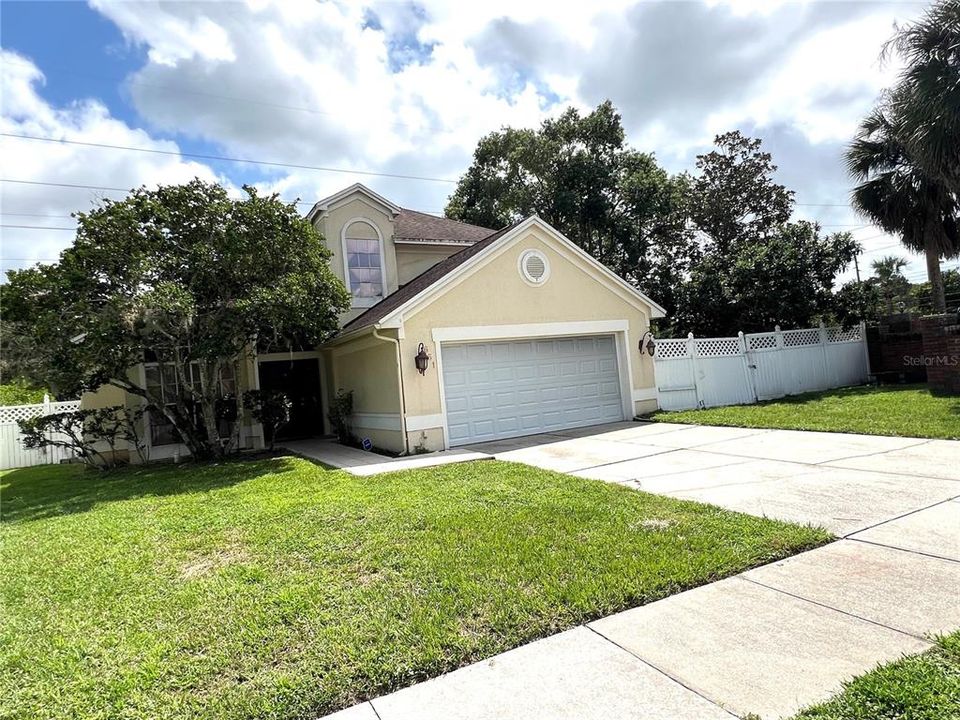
xmin=1 ymin=457 xmax=829 ymax=719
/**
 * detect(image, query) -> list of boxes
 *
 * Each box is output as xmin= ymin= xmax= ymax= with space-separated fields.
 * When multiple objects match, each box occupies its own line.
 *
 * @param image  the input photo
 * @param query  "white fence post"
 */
xmin=652 ymin=322 xmax=871 ymax=412
xmin=687 ymin=332 xmax=705 ymax=409
xmin=739 ymin=330 xmax=758 ymax=402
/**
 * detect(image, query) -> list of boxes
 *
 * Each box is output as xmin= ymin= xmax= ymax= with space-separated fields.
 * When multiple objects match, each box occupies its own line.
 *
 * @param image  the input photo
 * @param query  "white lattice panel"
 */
xmin=0 ymin=403 xmax=44 ymax=424
xmin=0 ymin=400 xmax=80 ymax=424
xmin=695 ymin=338 xmax=742 ymax=357
xmin=782 ymin=328 xmax=820 ymax=347
xmin=654 ymin=323 xmax=868 ymax=411
xmin=747 ymin=334 xmax=777 ymax=352
xmin=654 ymin=339 xmax=689 ymax=360
xmin=827 ymin=326 xmax=862 ymax=343
xmin=1 ymin=400 xmax=82 ymax=470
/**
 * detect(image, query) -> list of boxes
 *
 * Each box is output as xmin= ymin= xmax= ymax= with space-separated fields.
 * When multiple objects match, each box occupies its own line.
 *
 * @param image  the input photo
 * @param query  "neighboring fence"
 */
xmin=0 ymin=396 xmax=82 ymax=470
xmin=654 ymin=323 xmax=869 ymax=411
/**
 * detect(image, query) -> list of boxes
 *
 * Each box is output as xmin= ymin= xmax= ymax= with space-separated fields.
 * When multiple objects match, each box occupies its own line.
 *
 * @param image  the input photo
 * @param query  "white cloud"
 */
xmin=2 ymin=0 xmax=939 ymax=285
xmin=0 ymin=50 xmax=223 ymax=271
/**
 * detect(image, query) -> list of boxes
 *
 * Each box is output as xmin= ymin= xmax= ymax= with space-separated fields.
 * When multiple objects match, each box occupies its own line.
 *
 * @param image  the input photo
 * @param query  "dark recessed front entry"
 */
xmin=257 ymin=358 xmax=324 ymax=441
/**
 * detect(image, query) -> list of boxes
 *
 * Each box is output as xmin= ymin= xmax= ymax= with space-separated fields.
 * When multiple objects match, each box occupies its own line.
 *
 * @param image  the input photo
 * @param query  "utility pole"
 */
xmin=854 ymin=254 xmax=861 ymax=283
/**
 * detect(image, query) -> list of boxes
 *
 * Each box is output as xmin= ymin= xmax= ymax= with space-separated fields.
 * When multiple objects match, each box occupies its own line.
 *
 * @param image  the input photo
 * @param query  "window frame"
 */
xmin=143 ymin=360 xmax=237 ymax=448
xmin=340 ymin=218 xmax=387 ymax=308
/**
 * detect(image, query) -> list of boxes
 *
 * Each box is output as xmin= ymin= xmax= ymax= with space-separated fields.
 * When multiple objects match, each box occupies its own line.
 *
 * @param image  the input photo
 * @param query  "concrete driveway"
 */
xmin=466 ymin=421 xmax=960 ymax=540
xmin=324 ymin=423 xmax=958 ymax=720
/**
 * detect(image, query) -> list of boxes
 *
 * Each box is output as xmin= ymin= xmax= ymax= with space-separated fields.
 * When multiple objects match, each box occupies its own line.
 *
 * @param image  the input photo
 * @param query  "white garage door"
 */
xmin=441 ymin=335 xmax=625 ymax=446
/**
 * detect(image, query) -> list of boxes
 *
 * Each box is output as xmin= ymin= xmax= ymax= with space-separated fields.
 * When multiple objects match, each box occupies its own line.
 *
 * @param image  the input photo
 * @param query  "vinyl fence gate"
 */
xmin=0 ymin=396 xmax=82 ymax=470
xmin=653 ymin=323 xmax=870 ymax=412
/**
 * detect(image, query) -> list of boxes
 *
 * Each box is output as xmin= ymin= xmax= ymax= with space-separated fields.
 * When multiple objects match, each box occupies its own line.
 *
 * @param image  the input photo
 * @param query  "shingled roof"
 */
xmin=339 ymin=221 xmax=518 ymax=335
xmin=394 ymin=209 xmax=494 ymax=244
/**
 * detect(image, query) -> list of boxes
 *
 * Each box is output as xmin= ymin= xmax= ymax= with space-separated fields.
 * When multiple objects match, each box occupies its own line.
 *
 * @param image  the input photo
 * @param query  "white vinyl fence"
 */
xmin=0 ymin=396 xmax=82 ymax=470
xmin=654 ymin=323 xmax=869 ymax=412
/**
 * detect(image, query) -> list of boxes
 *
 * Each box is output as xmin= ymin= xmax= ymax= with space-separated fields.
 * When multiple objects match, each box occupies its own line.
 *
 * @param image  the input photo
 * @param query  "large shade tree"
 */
xmin=846 ymin=106 xmax=959 ymax=313
xmin=446 ymin=101 xmax=694 ymax=318
xmin=1 ymin=180 xmax=349 ymax=459
xmin=674 ymin=132 xmax=859 ymax=335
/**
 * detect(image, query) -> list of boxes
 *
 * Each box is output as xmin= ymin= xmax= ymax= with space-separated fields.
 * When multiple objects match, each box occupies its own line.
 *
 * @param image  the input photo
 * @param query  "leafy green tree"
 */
xmin=911 ymin=268 xmax=960 ymax=312
xmin=689 ymin=132 xmax=793 ymax=254
xmin=832 ymin=279 xmax=884 ymax=326
xmin=446 ymin=101 xmax=694 ymax=316
xmin=674 ymin=132 xmax=859 ymax=335
xmin=846 ymin=106 xmax=959 ymax=312
xmin=2 ymin=180 xmax=349 ymax=460
xmin=869 ymin=255 xmax=912 ymax=314
xmin=0 ymin=380 xmax=50 ymax=407
xmin=885 ymin=0 xmax=960 ymax=194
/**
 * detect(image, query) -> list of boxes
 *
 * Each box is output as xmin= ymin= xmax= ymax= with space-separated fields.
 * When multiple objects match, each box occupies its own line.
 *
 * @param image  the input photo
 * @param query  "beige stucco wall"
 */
xmin=327 ymin=332 xmax=405 ymax=452
xmin=312 ymin=194 xmax=399 ymax=325
xmin=80 ymin=382 xmax=127 ymax=411
xmin=396 ymin=225 xmax=658 ymax=449
xmin=395 ymin=244 xmax=460 ymax=285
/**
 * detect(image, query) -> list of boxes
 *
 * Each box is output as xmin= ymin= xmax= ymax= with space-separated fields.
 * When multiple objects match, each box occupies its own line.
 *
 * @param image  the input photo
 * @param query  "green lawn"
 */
xmin=793 ymin=631 xmax=960 ymax=720
xmin=650 ymin=384 xmax=960 ymax=440
xmin=1 ymin=457 xmax=829 ymax=720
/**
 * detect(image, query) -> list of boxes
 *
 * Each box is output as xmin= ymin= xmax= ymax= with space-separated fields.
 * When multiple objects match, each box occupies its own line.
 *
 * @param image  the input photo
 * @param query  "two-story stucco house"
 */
xmin=84 ymin=183 xmax=665 ymax=459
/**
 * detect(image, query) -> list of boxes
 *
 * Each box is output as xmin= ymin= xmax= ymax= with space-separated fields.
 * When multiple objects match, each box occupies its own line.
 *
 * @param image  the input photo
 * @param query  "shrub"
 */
xmin=327 ymin=389 xmax=354 ymax=445
xmin=242 ymin=390 xmax=292 ymax=451
xmin=18 ymin=406 xmax=144 ymax=469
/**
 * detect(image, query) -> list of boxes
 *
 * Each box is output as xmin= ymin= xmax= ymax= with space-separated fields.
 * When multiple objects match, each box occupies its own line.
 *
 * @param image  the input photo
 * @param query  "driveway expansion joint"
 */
xmin=847 ymin=537 xmax=960 ymax=565
xmin=582 ymin=625 xmax=739 ymax=719
xmin=736 ymin=576 xmax=935 ymax=643
xmin=841 ymin=494 xmax=960 ymax=540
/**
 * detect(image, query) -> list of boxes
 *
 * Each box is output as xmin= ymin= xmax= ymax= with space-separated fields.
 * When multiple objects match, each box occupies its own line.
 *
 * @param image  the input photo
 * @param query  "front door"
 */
xmin=257 ymin=358 xmax=324 ymax=441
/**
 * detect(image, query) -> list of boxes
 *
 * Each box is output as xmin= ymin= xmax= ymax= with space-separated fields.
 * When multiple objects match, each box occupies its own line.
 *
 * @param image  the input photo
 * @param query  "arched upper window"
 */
xmin=342 ymin=219 xmax=385 ymax=307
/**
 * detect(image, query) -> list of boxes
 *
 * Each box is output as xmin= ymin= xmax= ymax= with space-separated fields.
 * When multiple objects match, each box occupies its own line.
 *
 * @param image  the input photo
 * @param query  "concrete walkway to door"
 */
xmin=323 ymin=422 xmax=960 ymax=720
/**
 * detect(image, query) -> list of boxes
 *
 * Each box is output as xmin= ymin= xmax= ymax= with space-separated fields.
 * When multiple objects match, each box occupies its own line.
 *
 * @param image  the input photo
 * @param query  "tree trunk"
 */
xmin=200 ymin=360 xmax=225 ymax=459
xmin=925 ymin=234 xmax=947 ymax=313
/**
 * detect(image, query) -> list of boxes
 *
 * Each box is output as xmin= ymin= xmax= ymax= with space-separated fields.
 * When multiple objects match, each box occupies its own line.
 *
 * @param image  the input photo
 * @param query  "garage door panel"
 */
xmin=441 ymin=335 xmax=624 ymax=446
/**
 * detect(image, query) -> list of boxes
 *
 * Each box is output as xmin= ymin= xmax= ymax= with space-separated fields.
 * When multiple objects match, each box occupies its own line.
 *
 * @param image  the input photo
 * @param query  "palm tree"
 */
xmin=870 ymin=255 xmax=910 ymax=314
xmin=885 ymin=0 xmax=960 ymax=194
xmin=846 ymin=106 xmax=959 ymax=313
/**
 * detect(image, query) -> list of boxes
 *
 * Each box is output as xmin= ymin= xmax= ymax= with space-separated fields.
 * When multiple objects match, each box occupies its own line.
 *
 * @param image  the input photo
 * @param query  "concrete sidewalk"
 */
xmin=281 ymin=437 xmax=490 ymax=475
xmin=322 ymin=423 xmax=959 ymax=720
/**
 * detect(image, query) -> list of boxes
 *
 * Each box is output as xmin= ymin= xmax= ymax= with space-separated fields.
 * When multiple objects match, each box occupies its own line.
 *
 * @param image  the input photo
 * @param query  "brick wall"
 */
xmin=866 ymin=318 xmax=926 ymax=383
xmin=919 ymin=314 xmax=960 ymax=394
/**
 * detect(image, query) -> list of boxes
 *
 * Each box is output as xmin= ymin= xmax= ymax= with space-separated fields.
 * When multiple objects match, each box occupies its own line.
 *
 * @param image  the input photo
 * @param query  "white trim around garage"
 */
xmin=431 ymin=320 xmax=637 ymax=449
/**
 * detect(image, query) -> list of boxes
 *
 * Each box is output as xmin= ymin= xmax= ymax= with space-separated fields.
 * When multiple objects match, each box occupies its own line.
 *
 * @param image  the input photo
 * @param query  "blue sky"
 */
xmin=0 ymin=0 xmax=944 ymax=284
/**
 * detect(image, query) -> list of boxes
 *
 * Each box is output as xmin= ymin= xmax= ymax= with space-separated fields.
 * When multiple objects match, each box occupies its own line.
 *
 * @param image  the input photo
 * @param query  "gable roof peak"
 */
xmin=307 ymin=183 xmax=401 ymax=222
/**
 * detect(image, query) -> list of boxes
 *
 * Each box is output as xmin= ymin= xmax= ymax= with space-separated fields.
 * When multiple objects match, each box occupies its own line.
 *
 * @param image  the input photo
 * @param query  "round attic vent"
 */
xmin=518 ymin=249 xmax=550 ymax=286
